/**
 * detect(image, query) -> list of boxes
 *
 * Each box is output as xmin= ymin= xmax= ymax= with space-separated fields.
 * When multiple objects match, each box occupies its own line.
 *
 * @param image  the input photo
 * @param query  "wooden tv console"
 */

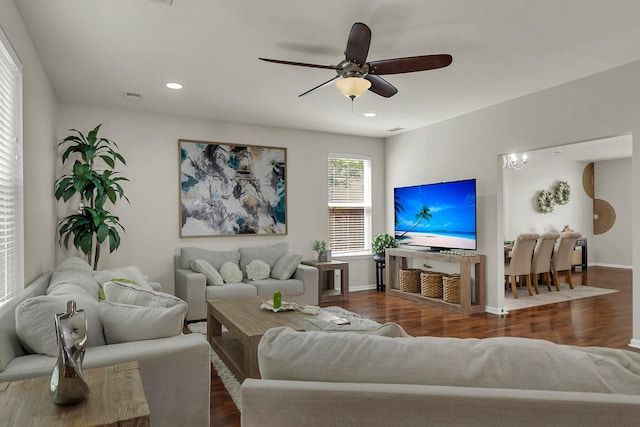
xmin=385 ymin=248 xmax=485 ymax=315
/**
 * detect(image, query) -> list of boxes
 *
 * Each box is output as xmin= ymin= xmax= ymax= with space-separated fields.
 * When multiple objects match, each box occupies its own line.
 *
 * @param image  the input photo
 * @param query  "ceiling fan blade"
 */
xmin=344 ymin=22 xmax=371 ymax=67
xmin=365 ymin=74 xmax=398 ymax=98
xmin=259 ymin=58 xmax=340 ymax=71
xmin=368 ymin=54 xmax=453 ymax=75
xmin=299 ymin=76 xmax=341 ymax=97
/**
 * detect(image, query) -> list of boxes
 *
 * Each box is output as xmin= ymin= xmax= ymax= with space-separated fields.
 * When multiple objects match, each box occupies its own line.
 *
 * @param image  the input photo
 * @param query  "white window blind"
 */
xmin=328 ymin=156 xmax=371 ymax=254
xmin=0 ymin=27 xmax=23 ymax=305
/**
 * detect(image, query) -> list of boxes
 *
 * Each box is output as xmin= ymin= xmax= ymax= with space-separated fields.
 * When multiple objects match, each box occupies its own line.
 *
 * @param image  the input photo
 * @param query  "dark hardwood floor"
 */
xmin=206 ymin=266 xmax=635 ymax=427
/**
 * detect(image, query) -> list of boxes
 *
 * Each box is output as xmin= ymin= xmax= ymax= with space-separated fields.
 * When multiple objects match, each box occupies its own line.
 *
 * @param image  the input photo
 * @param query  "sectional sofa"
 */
xmin=242 ymin=326 xmax=640 ymax=426
xmin=0 ymin=257 xmax=211 ymax=427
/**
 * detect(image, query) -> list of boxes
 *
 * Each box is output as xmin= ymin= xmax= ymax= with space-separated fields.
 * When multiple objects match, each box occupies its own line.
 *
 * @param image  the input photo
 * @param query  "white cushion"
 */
xmin=100 ymin=301 xmax=186 ymax=344
xmin=246 ymin=259 xmax=270 ymax=281
xmin=102 ymin=281 xmax=183 ymax=308
xmin=219 ymin=261 xmax=243 ymax=284
xmin=271 ymin=253 xmax=303 ymax=280
xmin=303 ymin=319 xmax=410 ymax=337
xmin=190 ymin=259 xmax=224 ymax=285
xmin=49 ymin=268 xmax=101 ymax=300
xmin=93 ymin=265 xmax=153 ymax=291
xmin=15 ymin=294 xmax=105 ymax=356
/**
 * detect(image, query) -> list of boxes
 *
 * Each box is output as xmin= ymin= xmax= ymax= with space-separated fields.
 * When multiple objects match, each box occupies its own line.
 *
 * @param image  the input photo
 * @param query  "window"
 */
xmin=0 ymin=27 xmax=23 ymax=304
xmin=328 ymin=155 xmax=371 ymax=255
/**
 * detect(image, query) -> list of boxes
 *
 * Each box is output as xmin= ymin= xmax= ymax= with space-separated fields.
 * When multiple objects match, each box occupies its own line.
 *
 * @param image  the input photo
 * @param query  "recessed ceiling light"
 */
xmin=363 ymin=112 xmax=377 ymax=118
xmin=166 ymin=82 xmax=182 ymax=90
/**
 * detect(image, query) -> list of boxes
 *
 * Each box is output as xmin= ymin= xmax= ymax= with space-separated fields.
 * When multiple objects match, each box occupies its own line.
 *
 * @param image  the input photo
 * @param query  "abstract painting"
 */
xmin=179 ymin=139 xmax=287 ymax=237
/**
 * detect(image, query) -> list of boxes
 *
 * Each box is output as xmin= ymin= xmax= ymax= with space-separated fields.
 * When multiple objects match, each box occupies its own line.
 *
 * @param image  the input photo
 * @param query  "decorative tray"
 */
xmin=260 ymin=299 xmax=297 ymax=312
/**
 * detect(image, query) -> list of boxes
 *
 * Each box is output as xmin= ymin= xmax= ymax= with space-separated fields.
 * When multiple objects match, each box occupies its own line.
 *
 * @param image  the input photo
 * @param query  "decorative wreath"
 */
xmin=536 ymin=190 xmax=555 ymax=214
xmin=554 ymin=181 xmax=570 ymax=205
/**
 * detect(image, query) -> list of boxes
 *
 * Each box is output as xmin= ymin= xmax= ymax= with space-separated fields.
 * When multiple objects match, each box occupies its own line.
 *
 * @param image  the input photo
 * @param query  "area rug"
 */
xmin=504 ymin=283 xmax=618 ymax=311
xmin=186 ymin=306 xmax=379 ymax=411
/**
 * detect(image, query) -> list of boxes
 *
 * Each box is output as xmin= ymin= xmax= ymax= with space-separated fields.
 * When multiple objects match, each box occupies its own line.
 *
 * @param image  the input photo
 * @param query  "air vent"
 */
xmin=149 ymin=0 xmax=173 ymax=4
xmin=123 ymin=91 xmax=143 ymax=101
xmin=388 ymin=127 xmax=405 ymax=132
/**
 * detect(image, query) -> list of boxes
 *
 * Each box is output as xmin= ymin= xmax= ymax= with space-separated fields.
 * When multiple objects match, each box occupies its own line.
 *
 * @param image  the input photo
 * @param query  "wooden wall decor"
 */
xmin=582 ymin=162 xmax=594 ymax=199
xmin=594 ymin=198 xmax=616 ymax=235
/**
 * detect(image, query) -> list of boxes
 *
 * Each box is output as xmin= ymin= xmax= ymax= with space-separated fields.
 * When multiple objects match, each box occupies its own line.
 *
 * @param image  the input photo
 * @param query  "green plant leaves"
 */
xmin=54 ymin=124 xmax=128 ymax=268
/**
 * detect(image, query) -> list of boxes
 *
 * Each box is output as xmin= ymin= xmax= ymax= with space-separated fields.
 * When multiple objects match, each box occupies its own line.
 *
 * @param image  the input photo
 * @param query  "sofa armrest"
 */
xmin=174 ymin=266 xmax=207 ymax=321
xmin=86 ymin=334 xmax=210 ymax=427
xmin=293 ymin=264 xmax=319 ymax=306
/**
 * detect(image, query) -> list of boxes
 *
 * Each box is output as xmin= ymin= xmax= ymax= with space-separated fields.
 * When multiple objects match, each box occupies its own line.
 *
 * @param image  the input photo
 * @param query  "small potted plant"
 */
xmin=312 ymin=240 xmax=331 ymax=262
xmin=372 ymin=233 xmax=396 ymax=256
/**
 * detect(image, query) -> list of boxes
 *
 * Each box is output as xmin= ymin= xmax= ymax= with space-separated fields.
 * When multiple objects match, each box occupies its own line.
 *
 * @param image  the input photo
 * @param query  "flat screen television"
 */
xmin=394 ymin=178 xmax=477 ymax=251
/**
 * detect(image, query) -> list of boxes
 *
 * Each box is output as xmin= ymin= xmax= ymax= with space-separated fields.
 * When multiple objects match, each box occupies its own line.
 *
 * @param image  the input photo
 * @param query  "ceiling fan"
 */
xmin=259 ymin=22 xmax=452 ymax=99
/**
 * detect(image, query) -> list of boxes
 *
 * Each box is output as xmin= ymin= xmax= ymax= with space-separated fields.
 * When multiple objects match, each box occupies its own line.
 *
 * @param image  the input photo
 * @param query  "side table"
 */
xmin=302 ymin=259 xmax=349 ymax=303
xmin=0 ymin=361 xmax=150 ymax=426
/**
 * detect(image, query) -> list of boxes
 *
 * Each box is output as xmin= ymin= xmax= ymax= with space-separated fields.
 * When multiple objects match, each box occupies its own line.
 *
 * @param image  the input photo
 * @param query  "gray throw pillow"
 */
xmin=190 ymin=259 xmax=224 ymax=285
xmin=271 ymin=253 xmax=303 ymax=280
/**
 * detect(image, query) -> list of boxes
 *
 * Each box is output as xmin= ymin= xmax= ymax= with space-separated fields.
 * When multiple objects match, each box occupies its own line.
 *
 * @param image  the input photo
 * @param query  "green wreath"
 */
xmin=554 ymin=181 xmax=570 ymax=205
xmin=536 ymin=190 xmax=555 ymax=213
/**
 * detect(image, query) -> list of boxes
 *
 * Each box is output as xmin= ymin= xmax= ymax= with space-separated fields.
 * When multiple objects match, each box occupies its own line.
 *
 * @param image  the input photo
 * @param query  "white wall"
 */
xmin=593 ymin=158 xmax=632 ymax=268
xmin=0 ymin=1 xmax=58 ymax=286
xmin=503 ymin=152 xmax=592 ymax=244
xmin=385 ymin=60 xmax=640 ymax=345
xmin=57 ymin=103 xmax=385 ymax=294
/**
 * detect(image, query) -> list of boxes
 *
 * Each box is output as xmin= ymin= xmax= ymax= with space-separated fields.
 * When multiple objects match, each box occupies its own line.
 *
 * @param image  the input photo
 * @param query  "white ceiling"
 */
xmin=14 ymin=0 xmax=640 ymax=138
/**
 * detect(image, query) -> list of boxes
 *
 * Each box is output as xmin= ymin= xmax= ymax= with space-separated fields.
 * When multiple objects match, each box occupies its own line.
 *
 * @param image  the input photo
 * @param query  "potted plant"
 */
xmin=312 ymin=240 xmax=331 ymax=262
xmin=372 ymin=233 xmax=396 ymax=256
xmin=54 ymin=124 xmax=129 ymax=269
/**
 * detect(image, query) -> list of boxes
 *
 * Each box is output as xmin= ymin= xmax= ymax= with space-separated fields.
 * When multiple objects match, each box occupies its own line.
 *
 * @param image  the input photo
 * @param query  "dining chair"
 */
xmin=530 ymin=232 xmax=560 ymax=292
xmin=550 ymin=231 xmax=582 ymax=290
xmin=504 ymin=233 xmax=539 ymax=298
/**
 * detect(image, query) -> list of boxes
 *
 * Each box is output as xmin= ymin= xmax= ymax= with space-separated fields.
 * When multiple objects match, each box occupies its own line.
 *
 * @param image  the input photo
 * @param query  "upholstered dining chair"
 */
xmin=530 ymin=232 xmax=560 ymax=292
xmin=504 ymin=233 xmax=539 ymax=299
xmin=550 ymin=231 xmax=582 ymax=290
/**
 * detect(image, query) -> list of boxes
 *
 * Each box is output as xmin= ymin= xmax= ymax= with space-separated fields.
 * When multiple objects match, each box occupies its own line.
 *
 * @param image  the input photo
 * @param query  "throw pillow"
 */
xmin=100 ymin=300 xmax=186 ymax=344
xmin=271 ymin=253 xmax=303 ymax=280
xmin=93 ymin=265 xmax=154 ymax=291
xmin=304 ymin=318 xmax=411 ymax=337
xmin=102 ymin=280 xmax=183 ymax=308
xmin=15 ymin=294 xmax=106 ymax=356
xmin=219 ymin=261 xmax=243 ymax=284
xmin=246 ymin=259 xmax=270 ymax=281
xmin=190 ymin=259 xmax=224 ymax=285
xmin=48 ymin=267 xmax=101 ymax=301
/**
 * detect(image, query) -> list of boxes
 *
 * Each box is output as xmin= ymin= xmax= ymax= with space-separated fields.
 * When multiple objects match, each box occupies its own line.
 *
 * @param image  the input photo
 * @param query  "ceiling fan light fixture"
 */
xmin=335 ymin=77 xmax=371 ymax=99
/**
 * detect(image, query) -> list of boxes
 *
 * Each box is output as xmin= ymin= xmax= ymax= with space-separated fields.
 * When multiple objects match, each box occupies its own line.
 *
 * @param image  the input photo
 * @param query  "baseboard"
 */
xmin=629 ymin=338 xmax=640 ymax=349
xmin=349 ymin=284 xmax=377 ymax=292
xmin=485 ymin=305 xmax=508 ymax=315
xmin=589 ymin=263 xmax=632 ymax=270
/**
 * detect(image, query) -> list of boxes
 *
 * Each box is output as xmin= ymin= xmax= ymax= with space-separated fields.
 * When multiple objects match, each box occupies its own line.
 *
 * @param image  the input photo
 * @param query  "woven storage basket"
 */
xmin=443 ymin=274 xmax=461 ymax=303
xmin=420 ymin=271 xmax=444 ymax=298
xmin=399 ymin=268 xmax=421 ymax=293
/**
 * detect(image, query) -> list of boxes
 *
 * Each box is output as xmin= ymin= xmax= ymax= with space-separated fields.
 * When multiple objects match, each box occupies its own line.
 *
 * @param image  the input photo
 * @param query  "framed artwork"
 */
xmin=179 ymin=139 xmax=287 ymax=237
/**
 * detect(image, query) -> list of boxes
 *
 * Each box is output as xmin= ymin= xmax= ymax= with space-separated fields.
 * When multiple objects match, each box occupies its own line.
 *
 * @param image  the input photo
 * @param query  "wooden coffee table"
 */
xmin=207 ymin=297 xmax=341 ymax=381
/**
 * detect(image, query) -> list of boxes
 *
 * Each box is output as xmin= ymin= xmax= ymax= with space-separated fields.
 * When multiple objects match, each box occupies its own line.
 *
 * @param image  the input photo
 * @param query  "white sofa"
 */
xmin=174 ymin=242 xmax=319 ymax=320
xmin=0 ymin=258 xmax=211 ymax=427
xmin=241 ymin=326 xmax=640 ymax=426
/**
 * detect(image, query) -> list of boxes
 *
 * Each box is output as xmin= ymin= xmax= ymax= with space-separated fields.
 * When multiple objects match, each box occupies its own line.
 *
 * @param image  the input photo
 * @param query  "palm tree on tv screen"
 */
xmin=399 ymin=206 xmax=432 ymax=237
